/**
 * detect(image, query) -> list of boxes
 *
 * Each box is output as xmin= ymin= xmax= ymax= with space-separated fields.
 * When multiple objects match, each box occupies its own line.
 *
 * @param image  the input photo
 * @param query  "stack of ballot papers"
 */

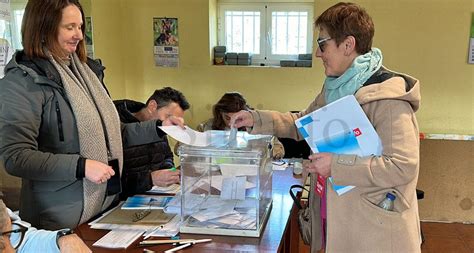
xmin=90 ymin=203 xmax=184 ymax=248
xmin=92 ymin=230 xmax=144 ymax=249
xmin=147 ymin=183 xmax=180 ymax=194
xmin=121 ymin=195 xmax=173 ymax=210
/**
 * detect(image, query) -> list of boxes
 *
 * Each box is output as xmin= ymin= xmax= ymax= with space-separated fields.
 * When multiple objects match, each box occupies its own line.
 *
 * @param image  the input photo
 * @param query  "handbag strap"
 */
xmin=289 ymin=184 xmax=309 ymax=210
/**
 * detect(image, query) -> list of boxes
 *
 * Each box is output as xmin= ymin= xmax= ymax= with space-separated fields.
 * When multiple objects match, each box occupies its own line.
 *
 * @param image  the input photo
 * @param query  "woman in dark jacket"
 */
xmin=0 ymin=0 xmax=183 ymax=230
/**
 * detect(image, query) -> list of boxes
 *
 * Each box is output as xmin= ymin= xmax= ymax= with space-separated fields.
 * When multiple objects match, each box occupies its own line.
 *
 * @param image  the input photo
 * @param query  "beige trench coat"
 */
xmin=249 ymin=68 xmax=422 ymax=253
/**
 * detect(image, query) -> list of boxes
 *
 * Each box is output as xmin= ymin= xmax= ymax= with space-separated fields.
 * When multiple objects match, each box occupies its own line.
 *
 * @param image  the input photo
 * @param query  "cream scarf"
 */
xmin=48 ymin=53 xmax=123 ymax=224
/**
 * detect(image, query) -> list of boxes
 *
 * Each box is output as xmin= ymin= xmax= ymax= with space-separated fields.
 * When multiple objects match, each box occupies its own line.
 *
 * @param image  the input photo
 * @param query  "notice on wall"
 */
xmin=469 ymin=13 xmax=474 ymax=64
xmin=0 ymin=0 xmax=11 ymax=21
xmin=85 ymin=17 xmax=94 ymax=59
xmin=0 ymin=39 xmax=12 ymax=78
xmin=153 ymin=17 xmax=179 ymax=67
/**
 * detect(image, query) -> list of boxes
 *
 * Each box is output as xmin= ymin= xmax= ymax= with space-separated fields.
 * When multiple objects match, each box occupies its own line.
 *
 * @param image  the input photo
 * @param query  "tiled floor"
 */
xmin=299 ymin=222 xmax=474 ymax=253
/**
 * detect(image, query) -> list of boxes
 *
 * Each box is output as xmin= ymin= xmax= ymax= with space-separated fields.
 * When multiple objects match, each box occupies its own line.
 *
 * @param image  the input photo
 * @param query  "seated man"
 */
xmin=114 ymin=87 xmax=190 ymax=199
xmin=0 ymin=199 xmax=90 ymax=253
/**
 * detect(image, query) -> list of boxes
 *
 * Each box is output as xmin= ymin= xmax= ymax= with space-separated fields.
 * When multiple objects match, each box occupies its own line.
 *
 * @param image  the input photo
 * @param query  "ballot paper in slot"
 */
xmin=295 ymin=95 xmax=382 ymax=195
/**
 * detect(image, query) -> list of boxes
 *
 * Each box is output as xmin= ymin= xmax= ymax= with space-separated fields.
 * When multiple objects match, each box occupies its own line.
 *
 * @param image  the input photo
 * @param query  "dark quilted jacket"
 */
xmin=114 ymin=100 xmax=174 ymax=199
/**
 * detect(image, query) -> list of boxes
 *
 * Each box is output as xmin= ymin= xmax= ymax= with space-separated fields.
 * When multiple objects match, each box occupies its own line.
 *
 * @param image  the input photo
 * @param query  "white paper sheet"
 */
xmin=159 ymin=126 xmax=210 ymax=146
xmin=210 ymin=175 xmax=255 ymax=191
xmin=142 ymin=215 xmax=181 ymax=238
xmin=219 ymin=164 xmax=258 ymax=177
xmin=221 ymin=176 xmax=246 ymax=200
xmin=93 ymin=230 xmax=143 ymax=249
xmin=271 ymin=160 xmax=288 ymax=171
xmin=148 ymin=184 xmax=180 ymax=194
xmin=191 ymin=202 xmax=237 ymax=222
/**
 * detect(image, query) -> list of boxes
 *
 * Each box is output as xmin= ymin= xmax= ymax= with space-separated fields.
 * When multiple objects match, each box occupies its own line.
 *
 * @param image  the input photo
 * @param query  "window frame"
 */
xmin=217 ymin=1 xmax=314 ymax=66
xmin=218 ymin=3 xmax=266 ymax=61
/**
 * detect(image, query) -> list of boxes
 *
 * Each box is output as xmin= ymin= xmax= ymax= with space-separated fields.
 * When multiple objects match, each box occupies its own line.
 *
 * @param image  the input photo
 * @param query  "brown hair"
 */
xmin=315 ymin=2 xmax=374 ymax=54
xmin=22 ymin=0 xmax=87 ymax=62
xmin=212 ymin=92 xmax=250 ymax=130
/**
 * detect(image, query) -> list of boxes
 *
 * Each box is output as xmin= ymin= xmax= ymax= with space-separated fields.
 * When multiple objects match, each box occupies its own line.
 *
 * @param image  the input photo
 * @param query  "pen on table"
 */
xmin=164 ymin=242 xmax=191 ymax=253
xmin=143 ymin=249 xmax=155 ymax=253
xmin=178 ymin=238 xmax=212 ymax=245
xmin=143 ymin=225 xmax=165 ymax=240
xmin=140 ymin=239 xmax=195 ymax=245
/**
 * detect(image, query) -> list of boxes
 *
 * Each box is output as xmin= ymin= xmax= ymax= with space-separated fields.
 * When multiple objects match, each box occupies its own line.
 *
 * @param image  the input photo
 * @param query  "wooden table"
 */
xmin=76 ymin=167 xmax=303 ymax=253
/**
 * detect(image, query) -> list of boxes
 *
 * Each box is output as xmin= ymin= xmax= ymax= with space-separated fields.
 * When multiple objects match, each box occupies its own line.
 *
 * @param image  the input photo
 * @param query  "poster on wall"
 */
xmin=0 ymin=0 xmax=11 ymax=21
xmin=469 ymin=13 xmax=474 ymax=64
xmin=153 ymin=17 xmax=179 ymax=67
xmin=85 ymin=16 xmax=94 ymax=59
xmin=0 ymin=38 xmax=12 ymax=77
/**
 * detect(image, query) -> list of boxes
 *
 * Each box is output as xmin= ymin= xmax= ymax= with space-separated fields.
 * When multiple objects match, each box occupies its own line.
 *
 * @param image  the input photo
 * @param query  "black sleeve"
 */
xmin=75 ymin=157 xmax=86 ymax=179
xmin=155 ymin=120 xmax=166 ymax=138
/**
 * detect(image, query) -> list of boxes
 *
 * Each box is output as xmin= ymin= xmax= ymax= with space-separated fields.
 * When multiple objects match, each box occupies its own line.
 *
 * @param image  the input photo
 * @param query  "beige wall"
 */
xmin=90 ymin=0 xmax=474 ymax=135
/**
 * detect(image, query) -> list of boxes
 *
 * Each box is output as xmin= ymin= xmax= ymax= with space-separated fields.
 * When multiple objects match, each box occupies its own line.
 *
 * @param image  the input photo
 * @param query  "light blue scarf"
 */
xmin=324 ymin=48 xmax=383 ymax=104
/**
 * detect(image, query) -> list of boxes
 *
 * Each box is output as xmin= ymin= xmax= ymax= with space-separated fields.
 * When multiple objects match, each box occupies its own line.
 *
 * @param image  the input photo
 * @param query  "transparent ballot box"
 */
xmin=177 ymin=130 xmax=273 ymax=237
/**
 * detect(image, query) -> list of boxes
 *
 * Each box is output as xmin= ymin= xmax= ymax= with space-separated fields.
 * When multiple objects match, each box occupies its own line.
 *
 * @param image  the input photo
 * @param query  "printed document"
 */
xmin=295 ymin=95 xmax=382 ymax=195
xmin=93 ymin=230 xmax=143 ymax=249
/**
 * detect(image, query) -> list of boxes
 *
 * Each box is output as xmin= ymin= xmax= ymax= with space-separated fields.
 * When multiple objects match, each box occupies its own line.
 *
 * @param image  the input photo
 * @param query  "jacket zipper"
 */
xmin=55 ymin=101 xmax=64 ymax=142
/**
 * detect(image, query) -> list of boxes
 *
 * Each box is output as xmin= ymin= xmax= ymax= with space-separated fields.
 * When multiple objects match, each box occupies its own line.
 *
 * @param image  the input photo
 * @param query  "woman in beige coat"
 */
xmin=232 ymin=2 xmax=421 ymax=253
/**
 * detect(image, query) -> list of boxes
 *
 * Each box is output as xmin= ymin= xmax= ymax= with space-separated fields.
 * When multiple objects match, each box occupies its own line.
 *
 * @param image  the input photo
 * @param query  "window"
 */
xmin=0 ymin=3 xmax=26 ymax=77
xmin=218 ymin=1 xmax=313 ymax=66
xmin=0 ymin=3 xmax=26 ymax=51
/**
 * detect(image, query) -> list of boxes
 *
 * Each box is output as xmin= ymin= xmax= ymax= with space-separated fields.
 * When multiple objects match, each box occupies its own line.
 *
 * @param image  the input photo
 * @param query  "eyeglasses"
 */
xmin=316 ymin=37 xmax=332 ymax=53
xmin=1 ymin=222 xmax=28 ymax=249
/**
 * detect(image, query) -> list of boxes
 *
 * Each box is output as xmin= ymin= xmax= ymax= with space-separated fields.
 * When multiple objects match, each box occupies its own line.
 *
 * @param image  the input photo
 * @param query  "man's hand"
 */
xmin=162 ymin=115 xmax=185 ymax=129
xmin=58 ymin=234 xmax=91 ymax=253
xmin=230 ymin=110 xmax=254 ymax=129
xmin=84 ymin=159 xmax=115 ymax=184
xmin=151 ymin=169 xmax=180 ymax=187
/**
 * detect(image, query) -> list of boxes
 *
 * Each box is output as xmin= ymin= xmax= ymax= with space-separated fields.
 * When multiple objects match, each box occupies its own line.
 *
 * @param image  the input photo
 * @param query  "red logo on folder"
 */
xmin=315 ymin=174 xmax=326 ymax=197
xmin=353 ymin=128 xmax=362 ymax=137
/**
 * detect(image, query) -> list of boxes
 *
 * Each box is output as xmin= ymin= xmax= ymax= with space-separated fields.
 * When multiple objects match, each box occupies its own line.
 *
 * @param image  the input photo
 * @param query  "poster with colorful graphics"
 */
xmin=153 ymin=17 xmax=179 ymax=67
xmin=469 ymin=13 xmax=474 ymax=64
xmin=85 ymin=16 xmax=94 ymax=59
